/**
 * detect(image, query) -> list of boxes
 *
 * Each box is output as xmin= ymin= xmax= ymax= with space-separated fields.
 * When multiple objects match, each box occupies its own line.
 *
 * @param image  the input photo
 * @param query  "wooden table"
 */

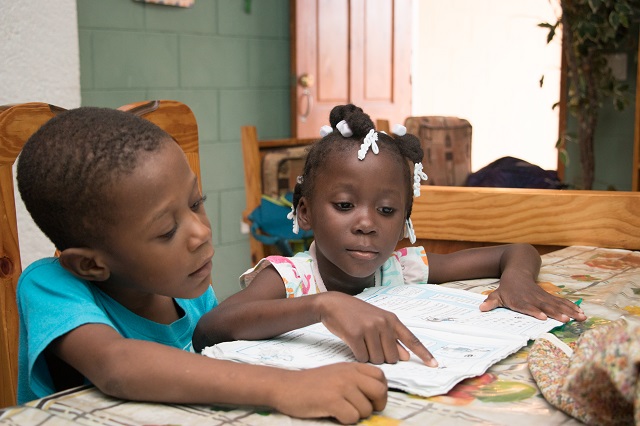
xmin=2 ymin=246 xmax=638 ymax=425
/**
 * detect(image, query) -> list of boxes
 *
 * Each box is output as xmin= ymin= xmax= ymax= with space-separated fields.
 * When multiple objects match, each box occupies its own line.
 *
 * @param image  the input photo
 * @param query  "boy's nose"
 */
xmin=188 ymin=213 xmax=212 ymax=250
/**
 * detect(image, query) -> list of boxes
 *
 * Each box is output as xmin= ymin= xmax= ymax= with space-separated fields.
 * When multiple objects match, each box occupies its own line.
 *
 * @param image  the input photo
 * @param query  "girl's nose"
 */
xmin=352 ymin=208 xmax=377 ymax=234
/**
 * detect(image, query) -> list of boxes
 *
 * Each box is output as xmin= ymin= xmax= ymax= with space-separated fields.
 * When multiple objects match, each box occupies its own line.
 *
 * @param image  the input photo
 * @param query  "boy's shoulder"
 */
xmin=22 ymin=257 xmax=60 ymax=272
xmin=20 ymin=257 xmax=70 ymax=282
xmin=18 ymin=257 xmax=88 ymax=297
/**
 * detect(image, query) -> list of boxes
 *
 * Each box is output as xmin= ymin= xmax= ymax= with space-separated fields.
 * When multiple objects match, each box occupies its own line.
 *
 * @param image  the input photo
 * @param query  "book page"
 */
xmin=202 ymin=284 xmax=562 ymax=397
xmin=202 ymin=321 xmax=525 ymax=397
xmin=357 ymin=284 xmax=562 ymax=340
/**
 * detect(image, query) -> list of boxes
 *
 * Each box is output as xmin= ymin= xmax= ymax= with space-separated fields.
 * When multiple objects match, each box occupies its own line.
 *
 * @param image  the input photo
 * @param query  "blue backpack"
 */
xmin=248 ymin=192 xmax=314 ymax=256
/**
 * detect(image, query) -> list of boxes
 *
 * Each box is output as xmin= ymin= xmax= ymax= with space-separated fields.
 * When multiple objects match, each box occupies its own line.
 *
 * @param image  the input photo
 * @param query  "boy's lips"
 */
xmin=190 ymin=259 xmax=213 ymax=278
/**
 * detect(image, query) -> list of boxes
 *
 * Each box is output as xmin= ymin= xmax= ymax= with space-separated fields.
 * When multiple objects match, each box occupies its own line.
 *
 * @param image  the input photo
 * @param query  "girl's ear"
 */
xmin=296 ymin=196 xmax=312 ymax=231
xmin=399 ymin=220 xmax=407 ymax=242
xmin=58 ymin=248 xmax=110 ymax=282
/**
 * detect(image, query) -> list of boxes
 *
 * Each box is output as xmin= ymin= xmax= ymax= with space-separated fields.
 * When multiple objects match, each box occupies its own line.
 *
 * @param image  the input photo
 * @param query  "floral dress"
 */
xmin=240 ymin=242 xmax=430 ymax=297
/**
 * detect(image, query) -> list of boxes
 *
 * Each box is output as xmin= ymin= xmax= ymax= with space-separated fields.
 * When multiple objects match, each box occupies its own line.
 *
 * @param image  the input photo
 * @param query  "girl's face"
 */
xmin=297 ymin=146 xmax=408 ymax=294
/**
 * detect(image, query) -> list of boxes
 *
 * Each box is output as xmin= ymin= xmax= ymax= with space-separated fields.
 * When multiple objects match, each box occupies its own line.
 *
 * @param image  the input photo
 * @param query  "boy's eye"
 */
xmin=379 ymin=206 xmax=395 ymax=215
xmin=191 ymin=194 xmax=207 ymax=211
xmin=160 ymin=225 xmax=178 ymax=240
xmin=334 ymin=202 xmax=353 ymax=211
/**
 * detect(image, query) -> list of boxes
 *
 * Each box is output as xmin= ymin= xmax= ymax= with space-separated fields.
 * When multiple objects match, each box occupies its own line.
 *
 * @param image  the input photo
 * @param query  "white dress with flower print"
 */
xmin=240 ymin=242 xmax=430 ymax=297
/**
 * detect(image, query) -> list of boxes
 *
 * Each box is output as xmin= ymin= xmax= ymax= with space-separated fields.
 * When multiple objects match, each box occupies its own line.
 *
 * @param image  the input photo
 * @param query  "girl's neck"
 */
xmin=310 ymin=242 xmax=378 ymax=295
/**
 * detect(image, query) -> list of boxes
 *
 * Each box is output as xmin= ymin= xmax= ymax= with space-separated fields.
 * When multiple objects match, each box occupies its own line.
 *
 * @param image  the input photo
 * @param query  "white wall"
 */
xmin=0 ymin=0 xmax=80 ymax=268
xmin=413 ymin=0 xmax=562 ymax=172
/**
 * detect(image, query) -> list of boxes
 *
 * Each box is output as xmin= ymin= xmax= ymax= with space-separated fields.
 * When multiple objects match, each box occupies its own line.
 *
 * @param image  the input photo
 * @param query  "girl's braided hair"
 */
xmin=291 ymin=104 xmax=423 ymax=221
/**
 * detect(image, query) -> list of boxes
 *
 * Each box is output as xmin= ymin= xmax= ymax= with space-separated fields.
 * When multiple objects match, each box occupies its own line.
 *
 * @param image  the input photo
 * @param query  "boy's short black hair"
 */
xmin=17 ymin=107 xmax=172 ymax=251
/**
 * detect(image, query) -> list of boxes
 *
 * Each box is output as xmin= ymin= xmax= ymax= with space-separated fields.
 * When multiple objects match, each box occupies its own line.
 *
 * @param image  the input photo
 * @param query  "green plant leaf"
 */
xmin=608 ymin=11 xmax=621 ymax=30
xmin=588 ymin=0 xmax=603 ymax=13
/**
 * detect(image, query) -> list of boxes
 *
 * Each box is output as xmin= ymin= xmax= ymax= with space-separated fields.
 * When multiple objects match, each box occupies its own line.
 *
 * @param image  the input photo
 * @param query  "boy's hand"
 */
xmin=316 ymin=292 xmax=438 ymax=366
xmin=479 ymin=270 xmax=586 ymax=322
xmin=273 ymin=363 xmax=387 ymax=424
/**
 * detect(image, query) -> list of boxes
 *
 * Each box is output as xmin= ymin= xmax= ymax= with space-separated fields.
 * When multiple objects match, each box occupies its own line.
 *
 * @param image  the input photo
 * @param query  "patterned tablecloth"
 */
xmin=2 ymin=246 xmax=638 ymax=426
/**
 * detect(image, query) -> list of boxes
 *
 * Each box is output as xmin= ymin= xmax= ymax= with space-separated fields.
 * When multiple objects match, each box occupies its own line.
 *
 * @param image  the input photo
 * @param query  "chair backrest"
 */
xmin=241 ymin=126 xmax=316 ymax=265
xmin=408 ymin=186 xmax=640 ymax=254
xmin=0 ymin=100 xmax=200 ymax=408
xmin=404 ymin=116 xmax=472 ymax=186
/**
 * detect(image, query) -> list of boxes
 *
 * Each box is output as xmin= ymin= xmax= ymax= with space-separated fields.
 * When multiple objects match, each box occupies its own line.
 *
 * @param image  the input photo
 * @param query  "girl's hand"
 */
xmin=316 ymin=292 xmax=438 ymax=366
xmin=479 ymin=270 xmax=586 ymax=322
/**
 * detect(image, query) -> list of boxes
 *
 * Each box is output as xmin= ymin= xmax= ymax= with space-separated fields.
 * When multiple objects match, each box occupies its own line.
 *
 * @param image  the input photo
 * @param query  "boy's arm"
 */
xmin=51 ymin=322 xmax=387 ymax=425
xmin=193 ymin=265 xmax=436 ymax=366
xmin=426 ymin=243 xmax=586 ymax=322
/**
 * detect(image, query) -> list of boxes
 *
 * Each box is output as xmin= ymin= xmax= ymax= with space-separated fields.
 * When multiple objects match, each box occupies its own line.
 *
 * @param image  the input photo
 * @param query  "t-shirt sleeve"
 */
xmin=239 ymin=255 xmax=318 ymax=297
xmin=17 ymin=259 xmax=115 ymax=401
xmin=394 ymin=246 xmax=430 ymax=284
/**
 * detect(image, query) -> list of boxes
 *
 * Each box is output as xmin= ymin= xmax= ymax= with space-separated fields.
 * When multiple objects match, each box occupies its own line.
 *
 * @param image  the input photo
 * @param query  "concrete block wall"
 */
xmin=78 ymin=0 xmax=291 ymax=300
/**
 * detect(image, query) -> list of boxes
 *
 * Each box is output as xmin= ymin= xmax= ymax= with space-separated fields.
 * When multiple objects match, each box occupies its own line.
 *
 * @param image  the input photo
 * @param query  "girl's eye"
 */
xmin=334 ymin=202 xmax=353 ymax=211
xmin=191 ymin=194 xmax=207 ymax=211
xmin=160 ymin=225 xmax=178 ymax=240
xmin=379 ymin=206 xmax=395 ymax=215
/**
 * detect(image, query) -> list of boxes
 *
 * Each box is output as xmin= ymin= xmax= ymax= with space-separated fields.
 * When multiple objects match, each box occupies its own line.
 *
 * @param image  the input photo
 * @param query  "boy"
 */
xmin=15 ymin=107 xmax=386 ymax=425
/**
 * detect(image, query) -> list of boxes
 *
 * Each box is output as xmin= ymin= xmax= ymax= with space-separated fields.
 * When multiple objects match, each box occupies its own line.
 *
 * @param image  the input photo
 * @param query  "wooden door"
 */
xmin=292 ymin=0 xmax=412 ymax=138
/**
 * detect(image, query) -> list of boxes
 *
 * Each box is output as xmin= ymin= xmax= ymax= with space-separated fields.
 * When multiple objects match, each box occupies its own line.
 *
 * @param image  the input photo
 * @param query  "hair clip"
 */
xmin=404 ymin=218 xmax=416 ymax=244
xmin=296 ymin=175 xmax=304 ymax=184
xmin=336 ymin=120 xmax=353 ymax=137
xmin=392 ymin=124 xmax=407 ymax=136
xmin=287 ymin=205 xmax=300 ymax=234
xmin=413 ymin=162 xmax=428 ymax=197
xmin=320 ymin=125 xmax=333 ymax=137
xmin=357 ymin=129 xmax=379 ymax=160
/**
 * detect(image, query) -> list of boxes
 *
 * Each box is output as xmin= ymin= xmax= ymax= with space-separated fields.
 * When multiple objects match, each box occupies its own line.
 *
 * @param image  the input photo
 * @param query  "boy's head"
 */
xmin=17 ymin=107 xmax=171 ymax=251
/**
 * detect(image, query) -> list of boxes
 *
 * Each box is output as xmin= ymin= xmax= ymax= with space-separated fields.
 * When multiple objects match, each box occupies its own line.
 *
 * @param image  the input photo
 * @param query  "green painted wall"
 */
xmin=77 ymin=0 xmax=291 ymax=300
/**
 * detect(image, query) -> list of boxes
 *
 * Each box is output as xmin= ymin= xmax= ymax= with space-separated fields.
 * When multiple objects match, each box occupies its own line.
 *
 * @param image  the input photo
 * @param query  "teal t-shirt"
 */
xmin=16 ymin=257 xmax=218 ymax=404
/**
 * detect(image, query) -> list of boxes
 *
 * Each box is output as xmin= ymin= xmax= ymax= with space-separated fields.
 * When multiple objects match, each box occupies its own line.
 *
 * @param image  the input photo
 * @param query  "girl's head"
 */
xmin=290 ymin=104 xmax=426 ymax=291
xmin=291 ymin=104 xmax=424 ymax=235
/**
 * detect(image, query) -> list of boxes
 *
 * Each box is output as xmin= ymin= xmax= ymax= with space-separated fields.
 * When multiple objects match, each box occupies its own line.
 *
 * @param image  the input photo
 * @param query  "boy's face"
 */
xmin=298 ymin=147 xmax=407 ymax=292
xmin=95 ymin=140 xmax=213 ymax=301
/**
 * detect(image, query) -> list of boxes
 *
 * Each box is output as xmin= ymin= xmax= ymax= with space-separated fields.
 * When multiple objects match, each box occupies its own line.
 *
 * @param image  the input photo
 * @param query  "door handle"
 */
xmin=298 ymin=73 xmax=314 ymax=122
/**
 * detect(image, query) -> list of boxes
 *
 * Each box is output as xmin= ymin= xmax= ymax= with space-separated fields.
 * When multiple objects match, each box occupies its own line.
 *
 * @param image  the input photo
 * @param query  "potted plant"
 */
xmin=540 ymin=0 xmax=639 ymax=189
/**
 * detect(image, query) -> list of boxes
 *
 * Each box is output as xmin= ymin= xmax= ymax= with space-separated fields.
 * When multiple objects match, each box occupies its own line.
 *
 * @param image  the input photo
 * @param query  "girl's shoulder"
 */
xmin=381 ymin=246 xmax=429 ymax=285
xmin=240 ymin=253 xmax=320 ymax=297
xmin=392 ymin=245 xmax=428 ymax=263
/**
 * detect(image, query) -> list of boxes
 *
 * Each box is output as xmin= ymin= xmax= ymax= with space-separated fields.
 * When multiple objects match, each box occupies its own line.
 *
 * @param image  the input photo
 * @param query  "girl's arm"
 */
xmin=426 ymin=243 xmax=586 ymax=322
xmin=193 ymin=265 xmax=436 ymax=366
xmin=51 ymin=323 xmax=387 ymax=425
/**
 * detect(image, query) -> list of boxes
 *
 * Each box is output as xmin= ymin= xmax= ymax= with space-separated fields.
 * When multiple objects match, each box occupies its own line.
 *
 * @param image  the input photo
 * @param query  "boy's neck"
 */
xmin=93 ymin=282 xmax=182 ymax=324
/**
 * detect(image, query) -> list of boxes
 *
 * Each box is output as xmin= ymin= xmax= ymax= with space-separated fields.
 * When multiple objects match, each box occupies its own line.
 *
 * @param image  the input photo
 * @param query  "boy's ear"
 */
xmin=58 ymin=248 xmax=110 ymax=282
xmin=296 ymin=197 xmax=312 ymax=231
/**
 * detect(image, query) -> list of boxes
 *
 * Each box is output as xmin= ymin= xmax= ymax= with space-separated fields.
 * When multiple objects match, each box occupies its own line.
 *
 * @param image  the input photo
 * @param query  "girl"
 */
xmin=194 ymin=104 xmax=585 ymax=365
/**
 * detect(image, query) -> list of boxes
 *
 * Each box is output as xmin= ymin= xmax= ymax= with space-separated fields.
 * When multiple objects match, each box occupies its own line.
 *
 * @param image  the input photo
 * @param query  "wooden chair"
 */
xmin=241 ymin=126 xmax=316 ymax=265
xmin=408 ymin=186 xmax=640 ymax=254
xmin=0 ymin=100 xmax=200 ymax=408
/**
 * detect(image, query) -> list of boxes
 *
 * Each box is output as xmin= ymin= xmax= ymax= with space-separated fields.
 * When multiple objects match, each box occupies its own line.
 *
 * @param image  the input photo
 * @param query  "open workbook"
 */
xmin=202 ymin=284 xmax=562 ymax=397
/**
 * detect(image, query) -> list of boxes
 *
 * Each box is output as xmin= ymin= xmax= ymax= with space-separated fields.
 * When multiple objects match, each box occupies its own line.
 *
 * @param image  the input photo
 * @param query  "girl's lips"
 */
xmin=347 ymin=249 xmax=378 ymax=260
xmin=190 ymin=259 xmax=213 ymax=278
